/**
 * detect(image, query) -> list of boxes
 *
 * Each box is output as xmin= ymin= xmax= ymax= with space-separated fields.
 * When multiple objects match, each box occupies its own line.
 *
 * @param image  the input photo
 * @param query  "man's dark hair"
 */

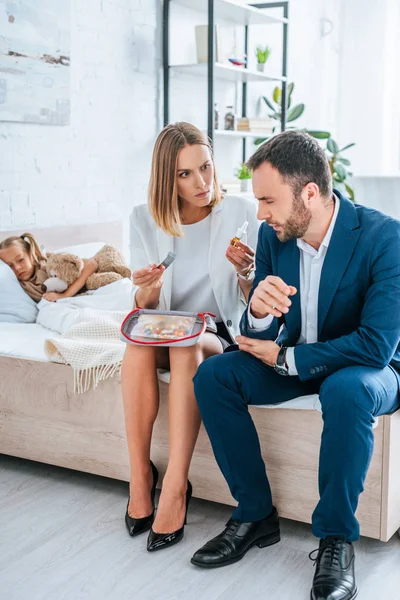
xmin=246 ymin=131 xmax=333 ymax=198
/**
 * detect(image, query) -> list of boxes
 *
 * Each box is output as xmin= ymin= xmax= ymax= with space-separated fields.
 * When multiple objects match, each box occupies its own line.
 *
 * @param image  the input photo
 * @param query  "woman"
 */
xmin=122 ymin=122 xmax=259 ymax=552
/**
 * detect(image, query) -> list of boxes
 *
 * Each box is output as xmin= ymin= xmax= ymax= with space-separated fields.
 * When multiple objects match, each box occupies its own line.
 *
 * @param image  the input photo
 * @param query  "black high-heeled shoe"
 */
xmin=125 ymin=460 xmax=159 ymax=537
xmin=147 ymin=480 xmax=192 ymax=552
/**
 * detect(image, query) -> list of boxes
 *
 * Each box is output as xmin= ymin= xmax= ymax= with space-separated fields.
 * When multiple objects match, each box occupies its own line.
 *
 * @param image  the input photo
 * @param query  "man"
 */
xmin=191 ymin=131 xmax=400 ymax=600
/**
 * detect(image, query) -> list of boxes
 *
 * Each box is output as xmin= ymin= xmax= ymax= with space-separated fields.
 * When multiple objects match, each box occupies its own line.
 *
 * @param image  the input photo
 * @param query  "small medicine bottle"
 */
xmin=231 ymin=220 xmax=248 ymax=247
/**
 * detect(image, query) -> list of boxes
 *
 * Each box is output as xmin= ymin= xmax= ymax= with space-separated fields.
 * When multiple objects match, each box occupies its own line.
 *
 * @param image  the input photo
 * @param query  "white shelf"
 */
xmin=214 ymin=130 xmax=272 ymax=138
xmin=171 ymin=0 xmax=287 ymax=26
xmin=170 ymin=62 xmax=286 ymax=83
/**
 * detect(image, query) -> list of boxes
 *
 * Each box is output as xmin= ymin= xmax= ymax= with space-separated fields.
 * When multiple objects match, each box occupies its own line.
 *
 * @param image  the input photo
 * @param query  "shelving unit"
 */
xmin=170 ymin=0 xmax=287 ymax=27
xmin=163 ymin=0 xmax=289 ymax=161
xmin=170 ymin=62 xmax=287 ymax=83
xmin=213 ymin=129 xmax=272 ymax=139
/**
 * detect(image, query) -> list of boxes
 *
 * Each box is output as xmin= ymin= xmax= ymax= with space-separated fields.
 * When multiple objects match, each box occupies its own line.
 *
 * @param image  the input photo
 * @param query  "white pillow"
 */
xmin=51 ymin=242 xmax=106 ymax=258
xmin=0 ymin=261 xmax=38 ymax=323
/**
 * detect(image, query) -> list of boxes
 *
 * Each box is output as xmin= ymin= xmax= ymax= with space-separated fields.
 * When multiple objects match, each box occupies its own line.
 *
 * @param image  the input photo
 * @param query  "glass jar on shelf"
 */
xmin=224 ymin=106 xmax=236 ymax=131
xmin=214 ymin=103 xmax=220 ymax=130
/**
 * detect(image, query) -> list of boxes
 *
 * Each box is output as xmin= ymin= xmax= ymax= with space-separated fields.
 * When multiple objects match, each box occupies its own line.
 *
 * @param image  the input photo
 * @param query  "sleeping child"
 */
xmin=0 ymin=233 xmax=100 ymax=303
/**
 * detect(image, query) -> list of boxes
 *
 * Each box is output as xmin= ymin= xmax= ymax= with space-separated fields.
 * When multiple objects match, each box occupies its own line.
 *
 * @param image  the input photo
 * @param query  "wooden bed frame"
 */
xmin=1 ymin=222 xmax=399 ymax=542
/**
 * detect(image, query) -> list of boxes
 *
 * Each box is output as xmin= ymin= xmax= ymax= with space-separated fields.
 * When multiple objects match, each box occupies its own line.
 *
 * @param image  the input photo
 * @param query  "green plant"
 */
xmin=256 ymin=45 xmax=272 ymax=64
xmin=260 ymin=82 xmax=305 ymax=129
xmin=235 ymin=163 xmax=252 ymax=180
xmin=325 ymin=138 xmax=356 ymax=200
xmin=254 ymin=83 xmax=356 ymax=199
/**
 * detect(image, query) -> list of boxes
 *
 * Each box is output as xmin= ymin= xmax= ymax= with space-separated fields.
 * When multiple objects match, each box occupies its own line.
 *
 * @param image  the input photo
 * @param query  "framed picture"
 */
xmin=0 ymin=0 xmax=71 ymax=125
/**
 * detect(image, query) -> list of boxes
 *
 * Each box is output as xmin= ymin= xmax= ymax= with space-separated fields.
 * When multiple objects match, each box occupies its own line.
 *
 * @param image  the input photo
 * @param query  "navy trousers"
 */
xmin=193 ymin=349 xmax=400 ymax=541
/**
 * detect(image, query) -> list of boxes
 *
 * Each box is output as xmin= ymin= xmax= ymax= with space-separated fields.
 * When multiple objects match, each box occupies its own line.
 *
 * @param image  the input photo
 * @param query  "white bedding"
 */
xmin=0 ymin=323 xmax=60 ymax=362
xmin=0 ymin=280 xmax=133 ymax=363
xmin=36 ymin=279 xmax=134 ymax=334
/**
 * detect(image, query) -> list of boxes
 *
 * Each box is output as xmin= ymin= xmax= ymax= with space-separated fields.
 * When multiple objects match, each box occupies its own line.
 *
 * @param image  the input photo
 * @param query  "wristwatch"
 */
xmin=274 ymin=346 xmax=289 ymax=376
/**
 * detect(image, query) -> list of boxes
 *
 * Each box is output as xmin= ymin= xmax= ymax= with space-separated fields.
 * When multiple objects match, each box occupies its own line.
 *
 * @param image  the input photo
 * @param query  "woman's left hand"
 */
xmin=225 ymin=240 xmax=255 ymax=276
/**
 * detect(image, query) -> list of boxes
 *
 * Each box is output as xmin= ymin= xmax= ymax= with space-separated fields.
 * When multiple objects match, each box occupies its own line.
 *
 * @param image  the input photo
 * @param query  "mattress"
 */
xmin=0 ymin=326 xmax=377 ymax=422
xmin=0 ymin=323 xmax=60 ymax=362
xmin=157 ymin=369 xmax=322 ymax=411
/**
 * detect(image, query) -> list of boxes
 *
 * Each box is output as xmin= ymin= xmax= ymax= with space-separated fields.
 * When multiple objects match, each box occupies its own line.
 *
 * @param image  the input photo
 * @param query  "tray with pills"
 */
xmin=120 ymin=309 xmax=214 ymax=347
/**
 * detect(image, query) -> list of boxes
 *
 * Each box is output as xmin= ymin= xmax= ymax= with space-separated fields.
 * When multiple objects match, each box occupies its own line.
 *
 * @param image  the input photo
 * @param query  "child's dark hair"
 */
xmin=0 ymin=232 xmax=46 ymax=265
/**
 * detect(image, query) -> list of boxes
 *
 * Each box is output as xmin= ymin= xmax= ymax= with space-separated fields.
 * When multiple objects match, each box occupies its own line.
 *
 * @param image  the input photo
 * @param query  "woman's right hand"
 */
xmin=133 ymin=265 xmax=165 ymax=290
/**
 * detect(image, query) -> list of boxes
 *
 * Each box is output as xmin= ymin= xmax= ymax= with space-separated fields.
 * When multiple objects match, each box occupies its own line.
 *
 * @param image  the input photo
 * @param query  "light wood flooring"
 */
xmin=1 ymin=455 xmax=399 ymax=600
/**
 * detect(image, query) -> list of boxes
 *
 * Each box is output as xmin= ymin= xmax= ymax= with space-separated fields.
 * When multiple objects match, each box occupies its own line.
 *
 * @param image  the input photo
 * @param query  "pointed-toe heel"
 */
xmin=147 ymin=480 xmax=192 ymax=552
xmin=125 ymin=460 xmax=159 ymax=537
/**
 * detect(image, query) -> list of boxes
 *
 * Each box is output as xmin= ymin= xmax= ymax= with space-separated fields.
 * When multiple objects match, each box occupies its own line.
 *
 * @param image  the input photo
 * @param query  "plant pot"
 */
xmin=240 ymin=179 xmax=251 ymax=193
xmin=256 ymin=63 xmax=265 ymax=73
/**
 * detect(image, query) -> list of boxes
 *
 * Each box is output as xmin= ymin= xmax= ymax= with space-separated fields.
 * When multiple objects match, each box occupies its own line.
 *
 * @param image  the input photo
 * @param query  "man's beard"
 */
xmin=275 ymin=194 xmax=312 ymax=242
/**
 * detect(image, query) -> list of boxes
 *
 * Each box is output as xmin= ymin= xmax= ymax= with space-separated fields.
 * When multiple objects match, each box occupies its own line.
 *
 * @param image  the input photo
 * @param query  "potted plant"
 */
xmin=254 ymin=82 xmax=356 ymax=199
xmin=235 ymin=163 xmax=252 ymax=192
xmin=255 ymin=45 xmax=271 ymax=72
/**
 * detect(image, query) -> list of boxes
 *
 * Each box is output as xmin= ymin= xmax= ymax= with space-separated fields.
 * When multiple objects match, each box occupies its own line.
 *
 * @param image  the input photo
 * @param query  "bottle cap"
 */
xmin=234 ymin=220 xmax=248 ymax=239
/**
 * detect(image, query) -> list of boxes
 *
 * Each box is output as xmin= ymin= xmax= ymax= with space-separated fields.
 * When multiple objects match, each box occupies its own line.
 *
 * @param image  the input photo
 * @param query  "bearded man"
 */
xmin=190 ymin=131 xmax=400 ymax=600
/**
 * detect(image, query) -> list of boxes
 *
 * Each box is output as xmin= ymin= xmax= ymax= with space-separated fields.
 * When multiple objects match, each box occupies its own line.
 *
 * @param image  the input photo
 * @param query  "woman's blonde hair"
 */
xmin=0 ymin=232 xmax=46 ymax=266
xmin=148 ymin=122 xmax=223 ymax=236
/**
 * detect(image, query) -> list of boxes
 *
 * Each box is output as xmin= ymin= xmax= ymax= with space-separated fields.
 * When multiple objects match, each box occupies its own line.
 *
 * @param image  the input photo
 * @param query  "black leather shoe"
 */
xmin=147 ymin=480 xmax=192 ymax=552
xmin=310 ymin=537 xmax=357 ymax=600
xmin=191 ymin=507 xmax=280 ymax=568
xmin=125 ymin=460 xmax=158 ymax=537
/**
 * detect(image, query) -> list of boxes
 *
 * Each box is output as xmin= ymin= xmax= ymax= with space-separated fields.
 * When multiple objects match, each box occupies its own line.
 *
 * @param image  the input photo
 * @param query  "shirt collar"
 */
xmin=297 ymin=194 xmax=340 ymax=255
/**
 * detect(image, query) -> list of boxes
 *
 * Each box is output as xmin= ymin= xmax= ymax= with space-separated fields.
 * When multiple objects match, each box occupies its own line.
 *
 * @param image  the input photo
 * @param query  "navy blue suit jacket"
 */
xmin=240 ymin=190 xmax=400 ymax=383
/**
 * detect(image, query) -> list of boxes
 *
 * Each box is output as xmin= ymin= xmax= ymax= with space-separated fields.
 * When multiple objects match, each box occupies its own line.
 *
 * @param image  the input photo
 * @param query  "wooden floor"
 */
xmin=1 ymin=455 xmax=399 ymax=600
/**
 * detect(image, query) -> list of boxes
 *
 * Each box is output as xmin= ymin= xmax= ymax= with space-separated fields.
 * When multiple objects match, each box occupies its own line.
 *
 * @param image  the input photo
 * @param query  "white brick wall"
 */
xmin=6 ymin=0 xmax=392 ymax=250
xmin=0 ymin=0 xmax=160 ymax=252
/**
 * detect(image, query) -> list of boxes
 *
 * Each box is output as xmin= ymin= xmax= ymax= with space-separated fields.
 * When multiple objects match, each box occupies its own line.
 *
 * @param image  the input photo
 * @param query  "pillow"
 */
xmin=51 ymin=242 xmax=106 ymax=258
xmin=0 ymin=261 xmax=38 ymax=323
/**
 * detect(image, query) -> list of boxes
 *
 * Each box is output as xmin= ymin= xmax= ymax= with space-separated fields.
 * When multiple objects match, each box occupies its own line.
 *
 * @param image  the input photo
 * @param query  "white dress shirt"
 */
xmin=248 ymin=196 xmax=340 ymax=375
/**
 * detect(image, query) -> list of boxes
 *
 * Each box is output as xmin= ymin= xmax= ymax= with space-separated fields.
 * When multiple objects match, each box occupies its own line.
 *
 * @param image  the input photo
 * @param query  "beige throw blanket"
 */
xmin=45 ymin=308 xmax=127 ymax=393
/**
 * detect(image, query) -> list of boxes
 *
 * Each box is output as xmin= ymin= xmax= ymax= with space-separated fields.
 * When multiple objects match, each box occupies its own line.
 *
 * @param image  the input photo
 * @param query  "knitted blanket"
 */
xmin=45 ymin=308 xmax=126 ymax=394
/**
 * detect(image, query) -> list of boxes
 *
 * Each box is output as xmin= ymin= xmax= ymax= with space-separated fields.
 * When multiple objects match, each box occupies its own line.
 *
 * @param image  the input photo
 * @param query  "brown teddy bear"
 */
xmin=42 ymin=245 xmax=131 ymax=294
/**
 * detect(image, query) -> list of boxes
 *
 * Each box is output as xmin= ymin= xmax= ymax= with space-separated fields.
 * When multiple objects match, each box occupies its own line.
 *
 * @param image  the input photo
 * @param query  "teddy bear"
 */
xmin=42 ymin=245 xmax=131 ymax=294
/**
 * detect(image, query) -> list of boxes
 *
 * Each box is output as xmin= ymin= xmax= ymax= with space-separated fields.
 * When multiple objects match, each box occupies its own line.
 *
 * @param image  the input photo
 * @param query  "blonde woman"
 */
xmin=122 ymin=122 xmax=259 ymax=552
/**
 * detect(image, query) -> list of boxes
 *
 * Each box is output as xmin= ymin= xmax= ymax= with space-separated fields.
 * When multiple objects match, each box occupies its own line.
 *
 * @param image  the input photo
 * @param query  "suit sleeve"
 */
xmin=294 ymin=221 xmax=400 ymax=381
xmin=240 ymin=223 xmax=282 ymax=340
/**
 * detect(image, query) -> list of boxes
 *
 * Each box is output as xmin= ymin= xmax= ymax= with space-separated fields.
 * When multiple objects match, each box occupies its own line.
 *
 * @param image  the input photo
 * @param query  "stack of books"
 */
xmin=237 ymin=117 xmax=275 ymax=134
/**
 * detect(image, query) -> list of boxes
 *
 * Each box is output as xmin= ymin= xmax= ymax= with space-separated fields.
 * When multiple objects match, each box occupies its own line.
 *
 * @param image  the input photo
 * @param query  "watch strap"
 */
xmin=275 ymin=346 xmax=288 ymax=370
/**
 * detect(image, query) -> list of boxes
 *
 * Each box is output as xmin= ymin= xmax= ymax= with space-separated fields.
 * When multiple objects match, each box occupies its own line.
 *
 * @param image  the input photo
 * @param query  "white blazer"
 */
xmin=129 ymin=195 xmax=260 ymax=340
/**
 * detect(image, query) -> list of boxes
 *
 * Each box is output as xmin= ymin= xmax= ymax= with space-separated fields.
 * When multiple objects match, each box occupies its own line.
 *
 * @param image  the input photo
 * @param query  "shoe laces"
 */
xmin=224 ymin=518 xmax=240 ymax=536
xmin=309 ymin=537 xmax=345 ymax=568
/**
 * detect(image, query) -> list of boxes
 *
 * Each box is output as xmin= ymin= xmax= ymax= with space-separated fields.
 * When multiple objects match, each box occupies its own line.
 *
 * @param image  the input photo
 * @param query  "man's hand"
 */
xmin=236 ymin=336 xmax=280 ymax=367
xmin=250 ymin=276 xmax=297 ymax=319
xmin=43 ymin=292 xmax=64 ymax=302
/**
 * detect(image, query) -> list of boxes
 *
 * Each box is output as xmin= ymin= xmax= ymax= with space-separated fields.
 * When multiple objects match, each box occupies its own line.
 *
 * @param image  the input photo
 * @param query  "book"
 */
xmin=195 ymin=25 xmax=224 ymax=63
xmin=237 ymin=117 xmax=275 ymax=133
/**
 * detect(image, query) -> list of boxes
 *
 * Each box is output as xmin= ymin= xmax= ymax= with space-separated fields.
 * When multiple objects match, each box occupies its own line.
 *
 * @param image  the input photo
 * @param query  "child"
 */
xmin=0 ymin=233 xmax=97 ymax=302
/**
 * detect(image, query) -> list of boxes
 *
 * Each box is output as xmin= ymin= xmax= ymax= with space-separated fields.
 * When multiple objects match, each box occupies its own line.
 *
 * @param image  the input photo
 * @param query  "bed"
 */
xmin=1 ymin=222 xmax=399 ymax=542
